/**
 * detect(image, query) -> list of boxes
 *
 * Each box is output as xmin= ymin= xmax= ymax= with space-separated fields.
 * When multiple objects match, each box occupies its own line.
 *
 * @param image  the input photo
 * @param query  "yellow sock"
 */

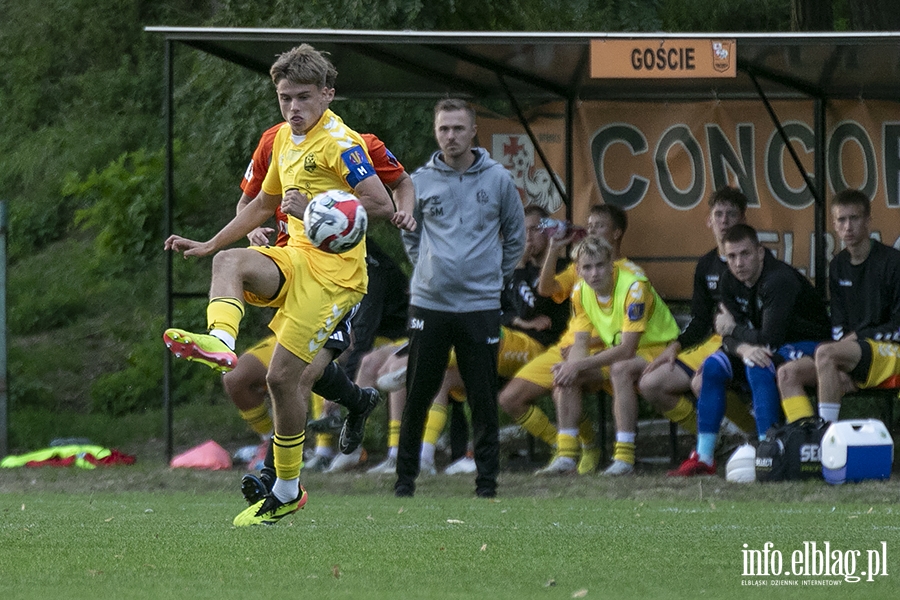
xmin=207 ymin=297 xmax=245 ymax=340
xmin=517 ymin=406 xmax=557 ymax=447
xmin=423 ymin=404 xmax=447 ymax=445
xmin=273 ymin=431 xmax=305 ymax=480
xmin=724 ymin=391 xmax=757 ymax=433
xmin=557 ymin=433 xmax=579 ymax=460
xmin=317 ymin=432 xmax=334 ymax=449
xmin=311 ymin=393 xmax=325 ymax=418
xmin=663 ymin=396 xmax=697 ymax=435
xmin=782 ymin=395 xmax=814 ymax=422
xmin=387 ymin=419 xmax=400 ymax=450
xmin=613 ymin=441 xmax=635 ymax=465
xmin=577 ymin=415 xmax=595 ymax=447
xmin=238 ymin=404 xmax=273 ymax=436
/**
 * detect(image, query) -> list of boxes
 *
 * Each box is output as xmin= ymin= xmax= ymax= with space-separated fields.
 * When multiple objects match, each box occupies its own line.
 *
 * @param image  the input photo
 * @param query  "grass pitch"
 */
xmin=2 ymin=466 xmax=899 ymax=599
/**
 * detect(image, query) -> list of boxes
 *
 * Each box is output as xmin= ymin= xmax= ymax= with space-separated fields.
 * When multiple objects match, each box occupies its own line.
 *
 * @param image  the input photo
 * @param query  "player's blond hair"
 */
xmin=571 ymin=235 xmax=614 ymax=266
xmin=270 ymin=44 xmax=335 ymax=88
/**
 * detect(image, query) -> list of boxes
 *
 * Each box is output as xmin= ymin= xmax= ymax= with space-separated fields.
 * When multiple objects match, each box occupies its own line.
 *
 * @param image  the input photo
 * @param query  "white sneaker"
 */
xmin=304 ymin=453 xmax=333 ymax=472
xmin=601 ymin=459 xmax=635 ymax=477
xmin=420 ymin=459 xmax=437 ymax=476
xmin=366 ymin=455 xmax=397 ymax=475
xmin=324 ymin=447 xmax=364 ymax=473
xmin=444 ymin=456 xmax=477 ymax=475
xmin=534 ymin=456 xmax=577 ymax=476
xmin=376 ymin=366 xmax=407 ymax=392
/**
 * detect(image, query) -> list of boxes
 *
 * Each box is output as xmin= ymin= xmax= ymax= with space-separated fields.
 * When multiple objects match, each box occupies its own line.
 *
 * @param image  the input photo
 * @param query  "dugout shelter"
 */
xmin=145 ymin=27 xmax=900 ymax=460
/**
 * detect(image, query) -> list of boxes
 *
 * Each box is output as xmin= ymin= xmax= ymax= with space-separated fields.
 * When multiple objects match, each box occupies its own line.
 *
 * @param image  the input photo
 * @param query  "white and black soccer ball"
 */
xmin=303 ymin=189 xmax=368 ymax=254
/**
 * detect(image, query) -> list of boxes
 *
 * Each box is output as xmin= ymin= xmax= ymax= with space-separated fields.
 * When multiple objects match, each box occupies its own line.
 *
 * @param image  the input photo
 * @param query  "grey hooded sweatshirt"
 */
xmin=403 ymin=147 xmax=525 ymax=313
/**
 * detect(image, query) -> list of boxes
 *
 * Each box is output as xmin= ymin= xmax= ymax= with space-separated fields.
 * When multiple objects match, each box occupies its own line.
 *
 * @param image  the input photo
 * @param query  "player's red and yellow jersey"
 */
xmin=245 ymin=124 xmax=403 ymax=252
xmin=241 ymin=123 xmax=291 ymax=247
xmin=261 ymin=111 xmax=377 ymax=292
xmin=361 ymin=133 xmax=405 ymax=187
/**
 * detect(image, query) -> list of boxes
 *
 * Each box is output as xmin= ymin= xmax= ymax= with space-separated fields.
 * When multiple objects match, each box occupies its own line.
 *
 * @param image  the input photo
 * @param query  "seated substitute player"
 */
xmin=543 ymin=236 xmax=680 ymax=476
xmin=162 ymin=44 xmax=414 ymax=526
xmin=498 ymin=204 xmax=627 ymax=474
xmin=224 ymin=122 xmax=413 ymax=477
xmin=639 ymin=187 xmax=757 ymax=451
xmin=775 ymin=189 xmax=900 ymax=423
xmin=416 ymin=204 xmax=571 ymax=474
xmin=670 ymin=224 xmax=830 ymax=477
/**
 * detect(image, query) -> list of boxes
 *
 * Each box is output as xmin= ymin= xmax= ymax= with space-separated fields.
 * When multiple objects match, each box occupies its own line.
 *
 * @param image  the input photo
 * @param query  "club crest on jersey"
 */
xmin=627 ymin=302 xmax=645 ymax=321
xmin=477 ymin=189 xmax=489 ymax=204
xmin=304 ymin=153 xmax=317 ymax=172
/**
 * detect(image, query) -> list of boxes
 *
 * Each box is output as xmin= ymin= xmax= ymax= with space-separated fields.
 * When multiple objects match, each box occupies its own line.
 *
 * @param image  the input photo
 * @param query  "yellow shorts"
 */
xmin=244 ymin=335 xmax=277 ymax=369
xmin=497 ymin=328 xmax=547 ymax=380
xmin=676 ymin=335 xmax=723 ymax=373
xmin=374 ymin=336 xmax=409 ymax=350
xmin=244 ymin=245 xmax=363 ymax=363
xmin=860 ymin=340 xmax=900 ymax=389
xmin=513 ymin=342 xmax=668 ymax=392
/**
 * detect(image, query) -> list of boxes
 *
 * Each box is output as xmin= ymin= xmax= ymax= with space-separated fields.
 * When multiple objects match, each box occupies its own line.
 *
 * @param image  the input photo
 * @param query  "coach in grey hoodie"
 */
xmin=395 ymin=98 xmax=525 ymax=498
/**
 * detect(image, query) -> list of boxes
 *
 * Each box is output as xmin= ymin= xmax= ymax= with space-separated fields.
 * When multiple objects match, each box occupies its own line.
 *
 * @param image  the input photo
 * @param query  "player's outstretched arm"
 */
xmin=387 ymin=172 xmax=417 ymax=232
xmin=236 ymin=191 xmax=275 ymax=245
xmin=164 ymin=192 xmax=279 ymax=258
xmin=355 ymin=175 xmax=406 ymax=226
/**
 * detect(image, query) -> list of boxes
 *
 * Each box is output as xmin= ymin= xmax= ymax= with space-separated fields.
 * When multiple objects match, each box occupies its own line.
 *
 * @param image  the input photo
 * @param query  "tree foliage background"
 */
xmin=0 ymin=0 xmax=890 ymax=443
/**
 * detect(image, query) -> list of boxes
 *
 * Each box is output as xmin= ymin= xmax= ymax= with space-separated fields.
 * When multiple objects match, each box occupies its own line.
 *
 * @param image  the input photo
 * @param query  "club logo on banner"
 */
xmin=492 ymin=134 xmax=565 ymax=214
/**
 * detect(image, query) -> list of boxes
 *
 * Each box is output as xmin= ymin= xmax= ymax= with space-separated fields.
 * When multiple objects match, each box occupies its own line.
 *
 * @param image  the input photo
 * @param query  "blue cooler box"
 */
xmin=821 ymin=419 xmax=894 ymax=485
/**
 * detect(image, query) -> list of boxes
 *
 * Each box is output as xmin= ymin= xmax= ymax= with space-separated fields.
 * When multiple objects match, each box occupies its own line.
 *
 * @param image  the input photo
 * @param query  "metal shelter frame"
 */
xmin=147 ymin=27 xmax=900 ymax=460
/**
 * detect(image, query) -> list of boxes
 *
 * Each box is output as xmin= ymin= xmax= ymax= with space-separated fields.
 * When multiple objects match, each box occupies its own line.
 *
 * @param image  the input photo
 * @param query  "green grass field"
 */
xmin=2 ymin=465 xmax=899 ymax=599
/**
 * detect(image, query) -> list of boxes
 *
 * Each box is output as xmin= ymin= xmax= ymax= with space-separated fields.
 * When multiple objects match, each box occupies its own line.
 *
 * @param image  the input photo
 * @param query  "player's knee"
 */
xmin=637 ymin=368 xmax=663 ymax=400
xmin=498 ymin=382 xmax=527 ymax=416
xmin=775 ymin=361 xmax=798 ymax=389
xmin=701 ymin=354 xmax=730 ymax=386
xmin=814 ymin=343 xmax=838 ymax=371
xmin=211 ymin=247 xmax=243 ymax=274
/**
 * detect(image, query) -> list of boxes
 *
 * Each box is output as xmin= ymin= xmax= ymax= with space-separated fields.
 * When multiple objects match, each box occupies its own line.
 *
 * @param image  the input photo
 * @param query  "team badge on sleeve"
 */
xmin=341 ymin=145 xmax=376 ymax=187
xmin=626 ymin=282 xmax=646 ymax=321
xmin=627 ymin=302 xmax=646 ymax=321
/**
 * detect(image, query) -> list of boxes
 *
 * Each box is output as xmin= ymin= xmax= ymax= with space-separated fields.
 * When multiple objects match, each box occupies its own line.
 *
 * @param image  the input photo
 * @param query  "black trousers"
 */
xmin=395 ymin=306 xmax=500 ymax=496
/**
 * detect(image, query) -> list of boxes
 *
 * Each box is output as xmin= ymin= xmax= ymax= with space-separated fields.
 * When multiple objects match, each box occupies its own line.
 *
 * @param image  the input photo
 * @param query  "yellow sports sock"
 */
xmin=577 ymin=415 xmax=595 ymax=447
xmin=613 ymin=441 xmax=635 ymax=465
xmin=423 ymin=404 xmax=447 ymax=445
xmin=782 ymin=395 xmax=814 ymax=423
xmin=387 ymin=419 xmax=401 ymax=450
xmin=663 ymin=396 xmax=697 ymax=435
xmin=273 ymin=431 xmax=305 ymax=480
xmin=557 ymin=433 xmax=579 ymax=460
xmin=724 ymin=391 xmax=757 ymax=433
xmin=311 ymin=393 xmax=325 ymax=418
xmin=317 ymin=433 xmax=334 ymax=449
xmin=207 ymin=297 xmax=245 ymax=340
xmin=517 ymin=406 xmax=558 ymax=447
xmin=238 ymin=404 xmax=273 ymax=436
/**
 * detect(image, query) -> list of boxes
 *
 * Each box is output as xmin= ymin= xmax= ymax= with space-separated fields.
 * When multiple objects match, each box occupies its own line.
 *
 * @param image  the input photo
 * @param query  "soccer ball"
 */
xmin=303 ymin=189 xmax=368 ymax=253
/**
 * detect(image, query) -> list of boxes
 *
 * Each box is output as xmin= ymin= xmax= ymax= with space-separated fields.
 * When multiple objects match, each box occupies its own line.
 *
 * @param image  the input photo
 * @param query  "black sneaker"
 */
xmin=395 ymin=485 xmax=415 ymax=498
xmin=240 ymin=472 xmax=274 ymax=505
xmin=306 ymin=413 xmax=344 ymax=434
xmin=339 ymin=387 xmax=380 ymax=454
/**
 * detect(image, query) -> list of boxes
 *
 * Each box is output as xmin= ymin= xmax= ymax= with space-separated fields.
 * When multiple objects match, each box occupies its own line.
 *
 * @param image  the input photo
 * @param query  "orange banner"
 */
xmin=591 ymin=39 xmax=736 ymax=79
xmin=477 ymin=100 xmax=900 ymax=300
